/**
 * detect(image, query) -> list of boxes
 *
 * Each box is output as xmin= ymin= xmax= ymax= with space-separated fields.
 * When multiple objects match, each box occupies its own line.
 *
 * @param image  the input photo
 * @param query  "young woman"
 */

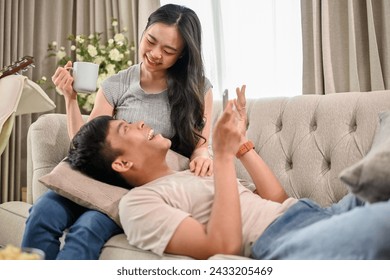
xmin=21 ymin=4 xmax=213 ymax=259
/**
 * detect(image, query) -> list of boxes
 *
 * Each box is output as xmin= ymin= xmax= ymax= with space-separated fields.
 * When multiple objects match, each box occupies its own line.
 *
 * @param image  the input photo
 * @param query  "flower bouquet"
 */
xmin=39 ymin=19 xmax=135 ymax=112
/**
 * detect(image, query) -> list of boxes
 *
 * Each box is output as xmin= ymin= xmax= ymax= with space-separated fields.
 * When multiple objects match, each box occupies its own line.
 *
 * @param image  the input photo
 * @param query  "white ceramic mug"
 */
xmin=72 ymin=62 xmax=99 ymax=93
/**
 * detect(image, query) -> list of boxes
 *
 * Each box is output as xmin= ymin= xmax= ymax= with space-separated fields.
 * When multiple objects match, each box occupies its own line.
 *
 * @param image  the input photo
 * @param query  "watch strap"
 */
xmin=236 ymin=140 xmax=254 ymax=158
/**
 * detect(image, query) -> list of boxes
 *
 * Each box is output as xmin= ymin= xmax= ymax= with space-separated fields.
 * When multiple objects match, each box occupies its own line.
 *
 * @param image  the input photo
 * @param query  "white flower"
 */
xmin=82 ymin=101 xmax=93 ymax=112
xmin=41 ymin=76 xmax=47 ymax=81
xmin=106 ymin=64 xmax=116 ymax=75
xmin=93 ymin=56 xmax=104 ymax=65
xmin=52 ymin=41 xmax=57 ymax=47
xmin=87 ymin=45 xmax=98 ymax=57
xmin=89 ymin=34 xmax=94 ymax=39
xmin=75 ymin=35 xmax=81 ymax=42
xmin=127 ymin=60 xmax=133 ymax=66
xmin=57 ymin=50 xmax=66 ymax=60
xmin=108 ymin=39 xmax=114 ymax=45
xmin=114 ymin=33 xmax=125 ymax=43
xmin=86 ymin=92 xmax=97 ymax=104
xmin=109 ymin=48 xmax=123 ymax=61
xmin=112 ymin=20 xmax=118 ymax=27
xmin=76 ymin=54 xmax=84 ymax=61
xmin=70 ymin=45 xmax=76 ymax=51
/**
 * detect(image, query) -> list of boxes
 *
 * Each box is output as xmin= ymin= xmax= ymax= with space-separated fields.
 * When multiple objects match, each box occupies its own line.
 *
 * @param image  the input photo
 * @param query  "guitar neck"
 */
xmin=0 ymin=56 xmax=35 ymax=79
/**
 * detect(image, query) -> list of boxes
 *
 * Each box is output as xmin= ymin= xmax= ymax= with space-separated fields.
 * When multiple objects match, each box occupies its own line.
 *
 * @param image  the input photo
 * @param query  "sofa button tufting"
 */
xmin=310 ymin=119 xmax=317 ymax=131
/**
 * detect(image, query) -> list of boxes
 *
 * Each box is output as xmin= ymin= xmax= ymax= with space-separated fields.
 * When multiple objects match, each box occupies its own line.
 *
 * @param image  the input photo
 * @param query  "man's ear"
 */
xmin=112 ymin=158 xmax=133 ymax=173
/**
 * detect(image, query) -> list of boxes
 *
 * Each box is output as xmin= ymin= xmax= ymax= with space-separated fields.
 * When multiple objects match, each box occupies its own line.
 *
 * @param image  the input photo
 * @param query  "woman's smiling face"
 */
xmin=139 ymin=22 xmax=185 ymax=72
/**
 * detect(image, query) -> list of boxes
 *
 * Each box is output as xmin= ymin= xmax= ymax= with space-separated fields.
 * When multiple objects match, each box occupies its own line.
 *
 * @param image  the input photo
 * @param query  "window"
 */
xmin=160 ymin=0 xmax=302 ymax=99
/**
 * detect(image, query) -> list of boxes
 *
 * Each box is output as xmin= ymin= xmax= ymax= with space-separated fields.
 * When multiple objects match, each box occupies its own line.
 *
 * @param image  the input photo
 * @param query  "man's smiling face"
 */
xmin=106 ymin=120 xmax=172 ymax=165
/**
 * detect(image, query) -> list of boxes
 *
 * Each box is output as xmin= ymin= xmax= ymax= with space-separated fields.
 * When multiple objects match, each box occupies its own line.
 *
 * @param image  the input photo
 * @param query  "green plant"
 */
xmin=39 ymin=19 xmax=135 ymax=112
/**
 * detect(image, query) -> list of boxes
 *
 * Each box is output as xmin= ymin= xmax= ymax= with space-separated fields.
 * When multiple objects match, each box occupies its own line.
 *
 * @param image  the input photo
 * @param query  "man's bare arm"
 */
xmin=234 ymin=85 xmax=288 ymax=203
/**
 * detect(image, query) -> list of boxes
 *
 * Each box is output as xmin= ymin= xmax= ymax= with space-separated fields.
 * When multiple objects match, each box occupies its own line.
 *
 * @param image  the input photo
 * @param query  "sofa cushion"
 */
xmin=339 ymin=111 xmax=390 ymax=203
xmin=39 ymin=161 xmax=127 ymax=226
xmin=0 ymin=201 xmax=31 ymax=247
xmin=38 ymin=149 xmax=189 ymax=226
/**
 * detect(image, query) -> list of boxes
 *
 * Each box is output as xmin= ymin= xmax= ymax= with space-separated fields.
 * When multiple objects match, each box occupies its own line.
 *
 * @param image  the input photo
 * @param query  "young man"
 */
xmin=67 ymin=86 xmax=390 ymax=260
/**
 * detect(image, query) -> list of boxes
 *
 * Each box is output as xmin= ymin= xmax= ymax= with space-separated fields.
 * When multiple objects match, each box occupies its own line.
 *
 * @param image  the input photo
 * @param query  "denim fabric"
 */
xmin=251 ymin=194 xmax=390 ymax=259
xmin=21 ymin=191 xmax=122 ymax=260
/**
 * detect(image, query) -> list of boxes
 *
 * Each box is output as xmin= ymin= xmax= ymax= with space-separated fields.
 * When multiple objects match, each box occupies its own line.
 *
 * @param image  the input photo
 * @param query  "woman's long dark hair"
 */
xmin=145 ymin=4 xmax=206 ymax=158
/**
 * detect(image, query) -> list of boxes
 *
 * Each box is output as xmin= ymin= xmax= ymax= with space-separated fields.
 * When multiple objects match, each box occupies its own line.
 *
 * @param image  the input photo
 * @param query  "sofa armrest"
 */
xmin=26 ymin=114 xmax=87 ymax=204
xmin=0 ymin=201 xmax=31 ymax=246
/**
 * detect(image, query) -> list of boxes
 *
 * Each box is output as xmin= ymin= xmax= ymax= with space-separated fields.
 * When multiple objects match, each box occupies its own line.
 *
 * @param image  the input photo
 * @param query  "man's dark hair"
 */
xmin=66 ymin=115 xmax=132 ymax=189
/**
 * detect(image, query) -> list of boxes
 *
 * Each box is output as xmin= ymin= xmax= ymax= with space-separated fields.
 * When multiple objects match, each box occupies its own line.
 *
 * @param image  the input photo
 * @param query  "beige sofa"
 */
xmin=1 ymin=90 xmax=390 ymax=259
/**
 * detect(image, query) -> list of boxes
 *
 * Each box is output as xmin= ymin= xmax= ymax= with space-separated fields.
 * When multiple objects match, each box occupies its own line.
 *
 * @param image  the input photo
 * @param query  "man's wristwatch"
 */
xmin=236 ymin=141 xmax=254 ymax=158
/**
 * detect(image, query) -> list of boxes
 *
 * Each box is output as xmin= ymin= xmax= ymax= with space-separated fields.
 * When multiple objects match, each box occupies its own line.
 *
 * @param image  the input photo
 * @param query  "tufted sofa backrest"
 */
xmin=211 ymin=91 xmax=390 ymax=206
xmin=27 ymin=91 xmax=390 ymax=206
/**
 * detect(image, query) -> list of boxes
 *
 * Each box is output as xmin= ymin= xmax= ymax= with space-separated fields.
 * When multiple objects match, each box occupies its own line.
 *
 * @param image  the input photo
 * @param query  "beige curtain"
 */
xmin=301 ymin=0 xmax=390 ymax=94
xmin=0 ymin=0 xmax=159 ymax=203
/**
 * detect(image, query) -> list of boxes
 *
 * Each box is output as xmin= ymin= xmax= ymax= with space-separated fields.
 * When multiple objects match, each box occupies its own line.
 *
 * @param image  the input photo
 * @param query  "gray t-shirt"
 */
xmin=101 ymin=63 xmax=212 ymax=139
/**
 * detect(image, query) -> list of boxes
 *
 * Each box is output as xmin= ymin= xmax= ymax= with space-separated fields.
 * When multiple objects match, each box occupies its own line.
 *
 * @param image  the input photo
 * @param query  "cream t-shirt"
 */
xmin=119 ymin=170 xmax=297 ymax=257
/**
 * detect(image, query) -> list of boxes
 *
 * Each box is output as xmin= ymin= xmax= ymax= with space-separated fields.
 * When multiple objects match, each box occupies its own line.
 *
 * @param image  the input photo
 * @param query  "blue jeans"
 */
xmin=21 ymin=191 xmax=122 ymax=260
xmin=252 ymin=194 xmax=390 ymax=259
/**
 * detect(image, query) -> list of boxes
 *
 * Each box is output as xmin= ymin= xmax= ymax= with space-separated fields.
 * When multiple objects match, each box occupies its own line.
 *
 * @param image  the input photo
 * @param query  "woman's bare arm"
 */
xmin=52 ymin=61 xmax=114 ymax=139
xmin=189 ymin=88 xmax=214 ymax=176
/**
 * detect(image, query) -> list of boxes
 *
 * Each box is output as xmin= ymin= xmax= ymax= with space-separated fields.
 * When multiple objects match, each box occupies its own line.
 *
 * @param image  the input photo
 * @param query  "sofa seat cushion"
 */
xmin=100 ymin=234 xmax=193 ymax=260
xmin=100 ymin=234 xmax=249 ymax=260
xmin=0 ymin=201 xmax=31 ymax=247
